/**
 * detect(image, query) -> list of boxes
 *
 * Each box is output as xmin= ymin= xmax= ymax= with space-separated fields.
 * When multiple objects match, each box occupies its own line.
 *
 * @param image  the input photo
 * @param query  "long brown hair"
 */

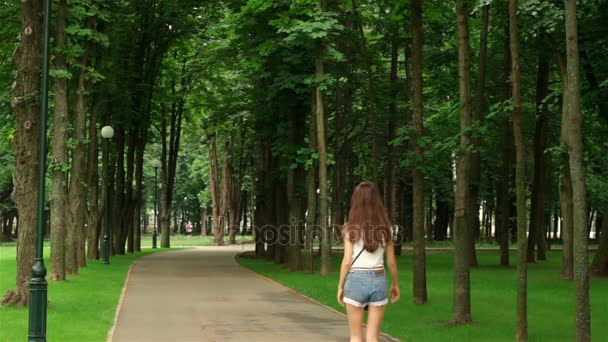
xmin=343 ymin=181 xmax=392 ymax=252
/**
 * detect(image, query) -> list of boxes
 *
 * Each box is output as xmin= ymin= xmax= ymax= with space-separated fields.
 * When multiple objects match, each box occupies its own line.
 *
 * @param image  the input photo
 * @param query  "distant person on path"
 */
xmin=337 ymin=181 xmax=400 ymax=342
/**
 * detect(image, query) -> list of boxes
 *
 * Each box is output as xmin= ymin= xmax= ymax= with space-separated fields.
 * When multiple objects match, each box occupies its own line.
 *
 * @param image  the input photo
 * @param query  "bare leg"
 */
xmin=346 ymin=304 xmax=365 ymax=342
xmin=366 ymin=305 xmax=386 ymax=342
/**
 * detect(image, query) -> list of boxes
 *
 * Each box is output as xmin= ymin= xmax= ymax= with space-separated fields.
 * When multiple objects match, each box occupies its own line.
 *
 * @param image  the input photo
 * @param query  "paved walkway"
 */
xmin=110 ymin=246 xmax=395 ymax=342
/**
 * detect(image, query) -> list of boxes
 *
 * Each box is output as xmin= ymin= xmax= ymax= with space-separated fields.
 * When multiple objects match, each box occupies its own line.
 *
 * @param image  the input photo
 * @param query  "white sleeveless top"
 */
xmin=351 ymin=239 xmax=385 ymax=271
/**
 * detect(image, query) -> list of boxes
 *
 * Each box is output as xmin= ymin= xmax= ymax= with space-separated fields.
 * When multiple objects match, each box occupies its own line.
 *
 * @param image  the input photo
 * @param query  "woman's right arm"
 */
xmin=385 ymin=241 xmax=400 ymax=303
xmin=337 ymin=237 xmax=354 ymax=306
xmin=338 ymin=238 xmax=353 ymax=291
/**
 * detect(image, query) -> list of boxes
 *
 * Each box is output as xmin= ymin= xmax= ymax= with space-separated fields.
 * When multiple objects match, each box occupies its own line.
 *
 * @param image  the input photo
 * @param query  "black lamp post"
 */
xmin=152 ymin=159 xmax=161 ymax=248
xmin=101 ymin=126 xmax=114 ymax=264
xmin=29 ymin=0 xmax=51 ymax=340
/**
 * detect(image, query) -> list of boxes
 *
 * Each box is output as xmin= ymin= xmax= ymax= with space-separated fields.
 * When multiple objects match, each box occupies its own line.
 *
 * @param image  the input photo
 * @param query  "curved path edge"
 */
xmin=106 ymin=250 xmax=171 ymax=342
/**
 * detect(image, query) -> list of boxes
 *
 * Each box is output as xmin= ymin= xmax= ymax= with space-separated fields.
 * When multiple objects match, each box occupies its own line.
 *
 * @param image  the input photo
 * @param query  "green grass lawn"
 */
xmin=0 ymin=246 xmax=168 ymax=341
xmin=237 ymin=251 xmax=608 ymax=342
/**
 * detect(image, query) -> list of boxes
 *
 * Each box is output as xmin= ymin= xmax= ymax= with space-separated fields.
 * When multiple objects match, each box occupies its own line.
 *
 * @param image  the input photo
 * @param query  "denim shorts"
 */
xmin=343 ymin=270 xmax=388 ymax=307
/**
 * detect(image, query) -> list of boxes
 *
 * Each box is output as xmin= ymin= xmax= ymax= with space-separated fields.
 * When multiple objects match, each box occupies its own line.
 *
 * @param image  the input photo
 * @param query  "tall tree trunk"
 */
xmin=557 ymin=55 xmax=575 ymax=280
xmin=396 ymin=42 xmax=413 ymax=256
xmin=50 ymin=0 xmax=68 ymax=281
xmin=158 ymin=97 xmax=183 ymax=249
xmin=65 ymin=96 xmax=78 ymax=264
xmin=527 ymin=40 xmax=550 ymax=263
xmin=242 ymin=191 xmax=249 ymax=235
xmin=113 ymin=127 xmax=126 ymax=255
xmin=411 ymin=0 xmax=427 ymax=305
xmin=201 ymin=207 xmax=207 ymax=237
xmin=67 ymin=54 xmax=90 ymax=268
xmin=452 ymin=0 xmax=473 ymax=324
xmin=70 ymin=35 xmax=91 ymax=268
xmin=304 ymin=94 xmax=317 ymax=273
xmin=234 ymin=136 xmax=249 ymax=240
xmin=352 ymin=0 xmax=378 ymax=181
xmin=1 ymin=0 xmax=43 ymax=307
xmin=497 ymin=17 xmax=512 ymax=267
xmin=253 ymin=139 xmax=271 ymax=257
xmin=129 ymin=12 xmax=159 ymax=252
xmin=133 ymin=131 xmax=145 ymax=252
xmin=468 ymin=3 xmax=489 ymax=268
xmin=209 ymin=137 xmax=223 ymax=246
xmin=288 ymin=108 xmax=304 ymax=271
xmin=86 ymin=79 xmax=101 ymax=260
xmin=385 ymin=35 xmax=399 ymax=227
xmin=274 ymin=178 xmax=287 ymax=264
xmin=510 ymin=0 xmax=528 ymax=339
xmin=160 ymin=115 xmax=171 ymax=248
xmin=230 ymin=187 xmax=241 ymax=243
xmin=125 ymin=130 xmax=136 ymax=253
xmin=249 ymin=186 xmax=254 ymax=238
xmin=235 ymin=192 xmax=243 ymax=236
xmin=162 ymin=95 xmax=185 ymax=248
xmin=220 ymin=140 xmax=234 ymax=245
xmin=160 ymin=180 xmax=172 ymax=246
xmin=563 ymin=0 xmax=590 ymax=338
xmin=315 ymin=9 xmax=330 ymax=274
xmin=231 ymin=135 xmax=245 ymax=244
xmin=332 ymin=32 xmax=352 ymax=244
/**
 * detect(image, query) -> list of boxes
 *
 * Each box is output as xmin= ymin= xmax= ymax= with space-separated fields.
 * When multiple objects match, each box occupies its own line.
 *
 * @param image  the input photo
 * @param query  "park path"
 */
xmin=110 ymin=246 xmax=396 ymax=342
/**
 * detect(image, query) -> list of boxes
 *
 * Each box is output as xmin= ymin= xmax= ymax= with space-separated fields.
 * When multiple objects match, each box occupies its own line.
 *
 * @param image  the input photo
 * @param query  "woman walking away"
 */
xmin=337 ymin=181 xmax=400 ymax=342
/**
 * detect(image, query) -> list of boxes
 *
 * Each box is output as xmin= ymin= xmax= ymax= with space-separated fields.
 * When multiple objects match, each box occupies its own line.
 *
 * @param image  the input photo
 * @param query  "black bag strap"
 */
xmin=349 ymin=246 xmax=366 ymax=270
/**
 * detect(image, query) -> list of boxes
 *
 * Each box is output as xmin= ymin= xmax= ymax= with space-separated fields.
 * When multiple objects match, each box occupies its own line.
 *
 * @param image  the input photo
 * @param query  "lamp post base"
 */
xmin=28 ymin=260 xmax=48 ymax=342
xmin=102 ymin=238 xmax=110 ymax=264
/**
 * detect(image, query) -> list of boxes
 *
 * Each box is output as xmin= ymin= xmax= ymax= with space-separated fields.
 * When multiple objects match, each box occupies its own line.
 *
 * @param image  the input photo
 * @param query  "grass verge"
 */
xmin=0 ymin=247 xmax=168 ymax=341
xmin=237 ymin=251 xmax=608 ymax=342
